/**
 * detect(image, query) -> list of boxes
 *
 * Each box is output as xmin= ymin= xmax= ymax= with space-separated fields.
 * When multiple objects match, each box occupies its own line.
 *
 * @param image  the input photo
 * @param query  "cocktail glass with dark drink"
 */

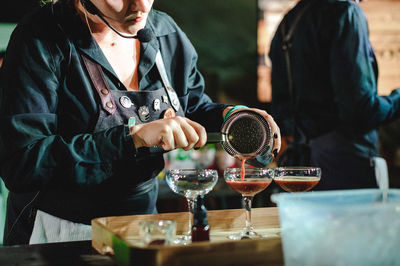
xmin=166 ymin=169 xmax=218 ymax=244
xmin=273 ymin=167 xmax=321 ymax=192
xmin=224 ymin=167 xmax=273 ymax=240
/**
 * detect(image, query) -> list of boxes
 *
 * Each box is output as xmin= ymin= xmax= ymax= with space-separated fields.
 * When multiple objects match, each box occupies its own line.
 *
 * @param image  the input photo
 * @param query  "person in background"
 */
xmin=0 ymin=0 xmax=281 ymax=245
xmin=269 ymin=0 xmax=400 ymax=190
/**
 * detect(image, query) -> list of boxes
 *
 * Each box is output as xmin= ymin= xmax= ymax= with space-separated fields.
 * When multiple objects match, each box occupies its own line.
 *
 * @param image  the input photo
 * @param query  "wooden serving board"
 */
xmin=92 ymin=207 xmax=283 ymax=266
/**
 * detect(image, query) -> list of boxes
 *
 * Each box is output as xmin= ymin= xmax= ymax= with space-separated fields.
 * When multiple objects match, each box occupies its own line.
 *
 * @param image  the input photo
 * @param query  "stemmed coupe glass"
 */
xmin=224 ymin=167 xmax=273 ymax=240
xmin=273 ymin=167 xmax=321 ymax=192
xmin=166 ymin=169 xmax=218 ymax=243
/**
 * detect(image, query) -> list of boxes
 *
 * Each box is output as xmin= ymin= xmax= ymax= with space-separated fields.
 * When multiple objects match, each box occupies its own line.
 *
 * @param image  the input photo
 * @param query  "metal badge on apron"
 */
xmin=138 ymin=106 xmax=150 ymax=122
xmin=128 ymin=117 xmax=136 ymax=127
xmin=153 ymin=99 xmax=161 ymax=111
xmin=120 ymin=96 xmax=133 ymax=108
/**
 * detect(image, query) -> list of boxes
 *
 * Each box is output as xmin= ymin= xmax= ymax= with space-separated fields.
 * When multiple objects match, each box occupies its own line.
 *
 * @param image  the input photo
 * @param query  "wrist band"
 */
xmin=223 ymin=105 xmax=249 ymax=122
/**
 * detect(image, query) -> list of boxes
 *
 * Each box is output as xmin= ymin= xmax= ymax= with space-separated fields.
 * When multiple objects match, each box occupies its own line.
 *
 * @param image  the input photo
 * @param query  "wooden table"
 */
xmin=0 ymin=207 xmax=283 ymax=266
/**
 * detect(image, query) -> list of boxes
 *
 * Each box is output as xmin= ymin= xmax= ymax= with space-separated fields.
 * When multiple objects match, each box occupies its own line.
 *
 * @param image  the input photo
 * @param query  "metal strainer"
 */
xmin=207 ymin=110 xmax=273 ymax=159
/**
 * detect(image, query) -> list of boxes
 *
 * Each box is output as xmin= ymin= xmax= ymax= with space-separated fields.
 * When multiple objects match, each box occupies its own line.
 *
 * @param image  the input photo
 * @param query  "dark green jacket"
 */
xmin=0 ymin=2 xmax=226 ymax=223
xmin=270 ymin=0 xmax=400 ymax=158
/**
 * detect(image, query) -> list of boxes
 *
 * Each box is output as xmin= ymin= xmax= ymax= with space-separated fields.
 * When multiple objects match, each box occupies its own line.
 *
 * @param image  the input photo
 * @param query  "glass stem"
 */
xmin=243 ymin=196 xmax=254 ymax=234
xmin=186 ymin=198 xmax=196 ymax=235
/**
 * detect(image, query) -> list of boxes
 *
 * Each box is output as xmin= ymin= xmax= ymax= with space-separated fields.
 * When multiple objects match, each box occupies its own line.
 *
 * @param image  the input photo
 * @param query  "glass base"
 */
xmin=173 ymin=234 xmax=191 ymax=245
xmin=227 ymin=229 xmax=264 ymax=240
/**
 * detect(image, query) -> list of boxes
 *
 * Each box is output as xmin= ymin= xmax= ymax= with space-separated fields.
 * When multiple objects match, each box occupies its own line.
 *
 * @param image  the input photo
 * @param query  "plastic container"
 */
xmin=271 ymin=189 xmax=400 ymax=266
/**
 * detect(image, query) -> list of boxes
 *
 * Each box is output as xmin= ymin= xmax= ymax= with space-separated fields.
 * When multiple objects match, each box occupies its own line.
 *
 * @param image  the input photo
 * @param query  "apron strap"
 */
xmin=280 ymin=0 xmax=315 ymax=143
xmin=81 ymin=51 xmax=180 ymax=114
xmin=81 ymin=55 xmax=116 ymax=115
xmin=155 ymin=50 xmax=180 ymax=112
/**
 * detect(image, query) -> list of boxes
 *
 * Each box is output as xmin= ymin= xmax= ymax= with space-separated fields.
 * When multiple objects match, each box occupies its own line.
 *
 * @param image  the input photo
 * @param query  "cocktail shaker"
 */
xmin=207 ymin=110 xmax=274 ymax=167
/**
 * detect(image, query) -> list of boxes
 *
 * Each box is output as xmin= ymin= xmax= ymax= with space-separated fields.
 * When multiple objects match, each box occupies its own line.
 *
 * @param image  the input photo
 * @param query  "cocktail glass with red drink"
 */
xmin=224 ymin=167 xmax=273 ymax=240
xmin=273 ymin=167 xmax=321 ymax=192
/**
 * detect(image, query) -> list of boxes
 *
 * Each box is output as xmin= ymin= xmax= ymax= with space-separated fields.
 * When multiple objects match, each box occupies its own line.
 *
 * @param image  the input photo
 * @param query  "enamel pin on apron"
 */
xmin=138 ymin=106 xmax=150 ymax=122
xmin=120 ymin=96 xmax=133 ymax=108
xmin=153 ymin=99 xmax=161 ymax=111
xmin=162 ymin=95 xmax=169 ymax=103
xmin=128 ymin=117 xmax=136 ymax=127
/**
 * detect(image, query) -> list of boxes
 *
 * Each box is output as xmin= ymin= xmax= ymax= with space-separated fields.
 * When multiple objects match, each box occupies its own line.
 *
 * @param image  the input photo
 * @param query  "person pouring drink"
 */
xmin=0 ymin=0 xmax=281 ymax=245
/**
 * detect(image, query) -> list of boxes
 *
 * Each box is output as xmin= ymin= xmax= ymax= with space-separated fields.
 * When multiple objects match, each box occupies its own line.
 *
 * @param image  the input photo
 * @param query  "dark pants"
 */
xmin=3 ymin=192 xmax=38 ymax=246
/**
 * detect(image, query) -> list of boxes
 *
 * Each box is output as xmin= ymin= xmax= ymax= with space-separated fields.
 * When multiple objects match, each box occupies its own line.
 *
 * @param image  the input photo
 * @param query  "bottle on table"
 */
xmin=191 ymin=195 xmax=210 ymax=242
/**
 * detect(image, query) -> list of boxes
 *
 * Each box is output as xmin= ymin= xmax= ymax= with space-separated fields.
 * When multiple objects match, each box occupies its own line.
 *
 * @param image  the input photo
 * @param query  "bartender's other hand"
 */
xmin=129 ymin=116 xmax=207 ymax=151
xmin=249 ymin=108 xmax=281 ymax=157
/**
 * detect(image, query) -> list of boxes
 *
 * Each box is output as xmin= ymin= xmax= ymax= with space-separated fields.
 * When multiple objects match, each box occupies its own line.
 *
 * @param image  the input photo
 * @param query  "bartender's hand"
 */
xmin=223 ymin=106 xmax=281 ymax=158
xmin=129 ymin=116 xmax=207 ymax=151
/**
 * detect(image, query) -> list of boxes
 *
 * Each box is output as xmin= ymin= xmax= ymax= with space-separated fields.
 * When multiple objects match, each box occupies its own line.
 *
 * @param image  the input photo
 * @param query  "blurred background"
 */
xmin=0 ymin=0 xmax=400 ymax=244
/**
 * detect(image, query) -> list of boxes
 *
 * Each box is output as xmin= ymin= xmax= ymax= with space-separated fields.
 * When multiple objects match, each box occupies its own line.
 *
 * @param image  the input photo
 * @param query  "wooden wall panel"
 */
xmin=360 ymin=0 xmax=400 ymax=95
